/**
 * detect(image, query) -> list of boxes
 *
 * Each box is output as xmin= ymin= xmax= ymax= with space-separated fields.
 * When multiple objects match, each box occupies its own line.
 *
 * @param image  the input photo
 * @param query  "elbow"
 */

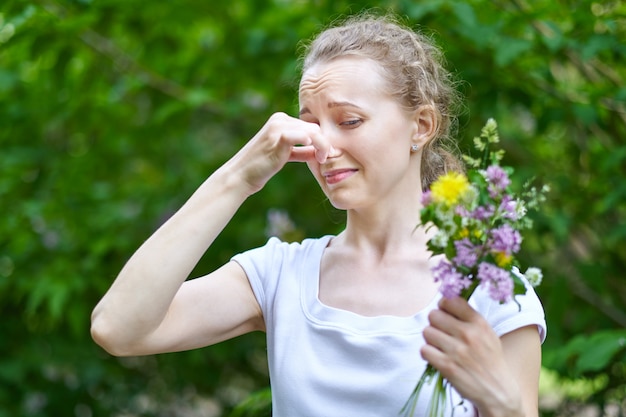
xmin=90 ymin=313 xmax=133 ymax=357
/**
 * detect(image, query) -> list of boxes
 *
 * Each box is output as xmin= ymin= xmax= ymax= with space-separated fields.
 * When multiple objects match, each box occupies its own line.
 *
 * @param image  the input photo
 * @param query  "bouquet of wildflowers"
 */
xmin=400 ymin=119 xmax=548 ymax=417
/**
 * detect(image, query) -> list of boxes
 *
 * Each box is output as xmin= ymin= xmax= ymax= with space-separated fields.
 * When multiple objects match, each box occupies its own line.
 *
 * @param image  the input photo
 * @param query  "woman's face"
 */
xmin=299 ymin=56 xmax=423 ymax=211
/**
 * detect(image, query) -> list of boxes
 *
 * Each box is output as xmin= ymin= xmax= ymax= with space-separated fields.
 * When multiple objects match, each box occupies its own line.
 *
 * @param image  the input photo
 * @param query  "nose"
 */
xmin=326 ymin=144 xmax=341 ymax=159
xmin=319 ymin=124 xmax=343 ymax=160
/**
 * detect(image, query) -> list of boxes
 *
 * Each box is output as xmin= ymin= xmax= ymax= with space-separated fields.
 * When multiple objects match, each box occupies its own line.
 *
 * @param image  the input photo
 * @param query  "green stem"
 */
xmin=427 ymin=372 xmax=447 ymax=417
xmin=400 ymin=364 xmax=448 ymax=417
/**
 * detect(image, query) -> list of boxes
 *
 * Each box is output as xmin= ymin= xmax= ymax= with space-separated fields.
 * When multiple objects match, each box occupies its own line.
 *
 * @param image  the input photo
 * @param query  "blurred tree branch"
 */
xmin=36 ymin=0 xmax=220 ymax=114
xmin=508 ymin=0 xmax=626 ymax=126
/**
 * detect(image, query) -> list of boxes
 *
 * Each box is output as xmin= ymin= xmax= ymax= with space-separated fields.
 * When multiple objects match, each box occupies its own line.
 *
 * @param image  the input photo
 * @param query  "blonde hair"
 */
xmin=300 ymin=13 xmax=464 ymax=190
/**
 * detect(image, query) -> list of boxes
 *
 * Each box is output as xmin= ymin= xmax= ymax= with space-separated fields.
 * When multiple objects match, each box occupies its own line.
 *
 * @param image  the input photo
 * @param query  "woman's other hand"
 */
xmin=421 ymin=297 xmax=541 ymax=417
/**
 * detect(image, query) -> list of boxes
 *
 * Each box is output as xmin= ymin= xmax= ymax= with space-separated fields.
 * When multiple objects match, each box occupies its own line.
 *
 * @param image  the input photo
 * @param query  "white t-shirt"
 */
xmin=232 ymin=235 xmax=547 ymax=417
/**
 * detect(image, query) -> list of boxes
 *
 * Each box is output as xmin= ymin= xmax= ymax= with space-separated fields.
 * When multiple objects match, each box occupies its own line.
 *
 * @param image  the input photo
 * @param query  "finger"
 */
xmin=420 ymin=342 xmax=445 ymax=364
xmin=422 ymin=323 xmax=478 ymax=382
xmin=280 ymin=123 xmax=328 ymax=163
xmin=289 ymin=145 xmax=317 ymax=162
xmin=427 ymin=308 xmax=462 ymax=334
xmin=306 ymin=130 xmax=330 ymax=163
xmin=422 ymin=323 xmax=456 ymax=352
xmin=427 ymin=305 xmax=481 ymax=342
xmin=438 ymin=296 xmax=479 ymax=322
xmin=275 ymin=115 xmax=329 ymax=163
xmin=420 ymin=342 xmax=462 ymax=379
xmin=279 ymin=129 xmax=313 ymax=147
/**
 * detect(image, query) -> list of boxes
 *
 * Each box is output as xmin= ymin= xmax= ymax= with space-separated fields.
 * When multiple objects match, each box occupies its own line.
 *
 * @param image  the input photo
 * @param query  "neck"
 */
xmin=338 ymin=196 xmax=431 ymax=261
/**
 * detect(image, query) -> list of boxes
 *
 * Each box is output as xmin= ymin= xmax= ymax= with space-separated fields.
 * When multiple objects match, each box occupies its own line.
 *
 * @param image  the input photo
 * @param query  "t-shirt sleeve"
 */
xmin=230 ymin=237 xmax=285 ymax=317
xmin=470 ymin=273 xmax=547 ymax=343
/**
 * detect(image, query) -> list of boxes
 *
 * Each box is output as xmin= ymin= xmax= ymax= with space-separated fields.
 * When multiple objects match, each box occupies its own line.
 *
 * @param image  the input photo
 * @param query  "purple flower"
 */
xmin=477 ymin=262 xmax=513 ymax=302
xmin=472 ymin=204 xmax=495 ymax=221
xmin=432 ymin=259 xmax=472 ymax=298
xmin=455 ymin=205 xmax=471 ymax=218
xmin=421 ymin=190 xmax=432 ymax=206
xmin=485 ymin=166 xmax=511 ymax=199
xmin=485 ymin=165 xmax=511 ymax=189
xmin=489 ymin=224 xmax=522 ymax=254
xmin=453 ymin=238 xmax=479 ymax=268
xmin=499 ymin=195 xmax=518 ymax=221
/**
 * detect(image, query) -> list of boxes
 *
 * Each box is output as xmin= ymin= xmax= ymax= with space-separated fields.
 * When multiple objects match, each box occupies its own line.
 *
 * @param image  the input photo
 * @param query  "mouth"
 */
xmin=322 ymin=168 xmax=358 ymax=185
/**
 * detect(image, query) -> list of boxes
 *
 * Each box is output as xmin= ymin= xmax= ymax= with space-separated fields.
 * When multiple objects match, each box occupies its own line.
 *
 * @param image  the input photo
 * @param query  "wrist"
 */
xmin=475 ymin=407 xmax=524 ymax=417
xmin=474 ymin=393 xmax=526 ymax=417
xmin=209 ymin=158 xmax=259 ymax=198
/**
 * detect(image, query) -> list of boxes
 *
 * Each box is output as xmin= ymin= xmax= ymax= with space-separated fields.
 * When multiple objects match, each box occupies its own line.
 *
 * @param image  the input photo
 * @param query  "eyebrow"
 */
xmin=299 ymin=101 xmax=363 ymax=116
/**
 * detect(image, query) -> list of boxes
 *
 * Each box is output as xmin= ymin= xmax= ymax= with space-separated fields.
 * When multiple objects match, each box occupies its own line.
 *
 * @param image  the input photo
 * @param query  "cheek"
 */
xmin=306 ymin=160 xmax=324 ymax=187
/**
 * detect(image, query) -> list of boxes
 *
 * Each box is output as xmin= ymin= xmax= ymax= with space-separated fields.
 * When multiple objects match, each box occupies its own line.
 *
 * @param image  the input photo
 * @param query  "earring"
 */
xmin=411 ymin=144 xmax=419 ymax=152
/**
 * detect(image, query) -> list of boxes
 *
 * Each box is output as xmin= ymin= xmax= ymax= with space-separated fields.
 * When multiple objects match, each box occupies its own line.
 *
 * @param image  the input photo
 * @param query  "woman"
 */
xmin=91 ymin=14 xmax=546 ymax=417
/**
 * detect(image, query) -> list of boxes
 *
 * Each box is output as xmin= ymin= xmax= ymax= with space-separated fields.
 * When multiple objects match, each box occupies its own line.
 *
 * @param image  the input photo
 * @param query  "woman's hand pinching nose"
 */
xmin=316 ymin=145 xmax=339 ymax=164
xmin=315 ymin=147 xmax=328 ymax=164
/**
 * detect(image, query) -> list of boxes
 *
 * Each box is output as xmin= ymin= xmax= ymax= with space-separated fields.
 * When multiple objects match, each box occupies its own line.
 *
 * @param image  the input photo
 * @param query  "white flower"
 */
xmin=435 ymin=207 xmax=458 ymax=236
xmin=515 ymin=200 xmax=527 ymax=219
xmin=525 ymin=267 xmax=543 ymax=287
xmin=462 ymin=185 xmax=479 ymax=208
xmin=431 ymin=230 xmax=449 ymax=249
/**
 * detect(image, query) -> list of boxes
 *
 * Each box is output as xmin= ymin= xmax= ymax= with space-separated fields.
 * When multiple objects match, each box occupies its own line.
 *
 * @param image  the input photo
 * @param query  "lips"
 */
xmin=322 ymin=168 xmax=358 ymax=185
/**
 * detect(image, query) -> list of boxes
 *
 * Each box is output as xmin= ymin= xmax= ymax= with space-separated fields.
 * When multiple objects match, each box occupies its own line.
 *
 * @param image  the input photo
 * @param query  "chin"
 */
xmin=320 ymin=185 xmax=366 ymax=211
xmin=325 ymin=194 xmax=363 ymax=211
xmin=328 ymin=201 xmax=350 ymax=211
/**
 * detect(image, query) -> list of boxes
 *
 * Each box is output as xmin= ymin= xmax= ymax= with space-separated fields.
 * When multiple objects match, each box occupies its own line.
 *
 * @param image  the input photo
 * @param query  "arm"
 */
xmin=421 ymin=297 xmax=542 ymax=417
xmin=91 ymin=112 xmax=329 ymax=356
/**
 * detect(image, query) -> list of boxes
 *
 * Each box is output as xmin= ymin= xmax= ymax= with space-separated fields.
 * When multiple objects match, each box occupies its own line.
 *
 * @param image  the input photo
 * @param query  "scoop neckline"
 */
xmin=300 ymin=235 xmax=441 ymax=335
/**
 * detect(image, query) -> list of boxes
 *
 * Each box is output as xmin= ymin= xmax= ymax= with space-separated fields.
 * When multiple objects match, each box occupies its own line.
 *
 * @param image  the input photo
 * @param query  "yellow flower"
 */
xmin=430 ymin=172 xmax=470 ymax=206
xmin=494 ymin=251 xmax=513 ymax=268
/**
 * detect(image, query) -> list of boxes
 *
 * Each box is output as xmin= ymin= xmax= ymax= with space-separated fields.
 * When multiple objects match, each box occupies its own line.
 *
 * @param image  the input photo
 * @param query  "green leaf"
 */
xmin=451 ymin=2 xmax=477 ymax=29
xmin=574 ymin=331 xmax=626 ymax=374
xmin=494 ymin=37 xmax=533 ymax=67
xmin=538 ymin=20 xmax=564 ymax=52
xmin=229 ymin=387 xmax=272 ymax=417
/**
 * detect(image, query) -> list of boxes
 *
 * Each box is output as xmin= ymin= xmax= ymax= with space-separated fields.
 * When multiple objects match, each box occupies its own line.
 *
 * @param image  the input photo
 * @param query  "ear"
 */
xmin=411 ymin=105 xmax=438 ymax=148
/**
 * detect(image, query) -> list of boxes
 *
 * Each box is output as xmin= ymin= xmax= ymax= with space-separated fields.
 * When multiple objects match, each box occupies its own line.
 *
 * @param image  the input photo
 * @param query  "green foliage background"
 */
xmin=1 ymin=0 xmax=624 ymax=416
